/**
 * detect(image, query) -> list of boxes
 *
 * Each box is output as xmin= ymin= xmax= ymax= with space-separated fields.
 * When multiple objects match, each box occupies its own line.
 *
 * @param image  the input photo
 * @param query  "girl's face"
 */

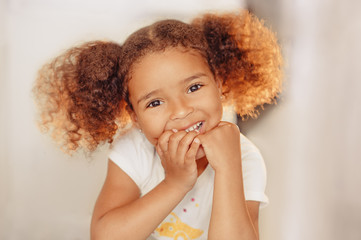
xmin=128 ymin=48 xmax=223 ymax=146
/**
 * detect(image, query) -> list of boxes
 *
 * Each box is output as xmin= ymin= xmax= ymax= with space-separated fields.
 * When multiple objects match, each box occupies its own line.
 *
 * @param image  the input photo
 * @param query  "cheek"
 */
xmin=208 ymin=96 xmax=223 ymax=125
xmin=136 ymin=114 xmax=166 ymax=145
xmin=195 ymin=95 xmax=223 ymax=128
xmin=205 ymin=93 xmax=223 ymax=117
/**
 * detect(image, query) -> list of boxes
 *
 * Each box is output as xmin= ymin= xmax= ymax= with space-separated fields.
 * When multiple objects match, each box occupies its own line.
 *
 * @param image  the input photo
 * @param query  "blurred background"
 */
xmin=1 ymin=0 xmax=361 ymax=239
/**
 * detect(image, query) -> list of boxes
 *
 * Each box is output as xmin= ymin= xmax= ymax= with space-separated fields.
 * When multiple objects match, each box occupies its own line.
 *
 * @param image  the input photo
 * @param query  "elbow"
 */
xmin=90 ymin=223 xmax=114 ymax=240
xmin=91 ymin=217 xmax=112 ymax=240
xmin=91 ymin=218 xmax=139 ymax=240
xmin=90 ymin=219 xmax=102 ymax=240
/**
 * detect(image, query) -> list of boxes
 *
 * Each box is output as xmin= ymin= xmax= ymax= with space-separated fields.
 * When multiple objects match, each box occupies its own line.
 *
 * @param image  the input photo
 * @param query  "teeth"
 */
xmin=185 ymin=122 xmax=202 ymax=133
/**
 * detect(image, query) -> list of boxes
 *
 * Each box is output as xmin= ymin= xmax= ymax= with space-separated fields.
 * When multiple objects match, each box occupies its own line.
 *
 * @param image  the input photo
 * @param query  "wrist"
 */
xmin=213 ymin=161 xmax=243 ymax=177
xmin=162 ymin=178 xmax=193 ymax=195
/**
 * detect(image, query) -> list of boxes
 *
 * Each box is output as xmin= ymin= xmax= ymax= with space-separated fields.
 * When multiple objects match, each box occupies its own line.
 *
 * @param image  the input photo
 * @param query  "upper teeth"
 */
xmin=185 ymin=122 xmax=202 ymax=132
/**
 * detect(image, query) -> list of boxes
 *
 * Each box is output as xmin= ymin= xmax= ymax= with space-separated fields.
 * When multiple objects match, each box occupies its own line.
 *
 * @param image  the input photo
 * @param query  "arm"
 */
xmin=91 ymin=160 xmax=189 ymax=240
xmin=198 ymin=122 xmax=259 ymax=239
xmin=91 ymin=130 xmax=201 ymax=240
xmin=209 ymin=168 xmax=260 ymax=239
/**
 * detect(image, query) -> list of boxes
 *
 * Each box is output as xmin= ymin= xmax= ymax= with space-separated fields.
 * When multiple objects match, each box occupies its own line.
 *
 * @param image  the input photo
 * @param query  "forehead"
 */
xmin=132 ymin=47 xmax=208 ymax=73
xmin=128 ymin=48 xmax=212 ymax=94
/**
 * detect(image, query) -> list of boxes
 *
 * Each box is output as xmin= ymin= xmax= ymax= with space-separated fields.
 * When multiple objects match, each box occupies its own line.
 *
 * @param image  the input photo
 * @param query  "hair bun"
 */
xmin=78 ymin=42 xmax=122 ymax=82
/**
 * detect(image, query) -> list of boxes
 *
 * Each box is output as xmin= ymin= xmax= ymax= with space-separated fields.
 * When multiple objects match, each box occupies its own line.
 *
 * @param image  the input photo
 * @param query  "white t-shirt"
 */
xmin=109 ymin=127 xmax=268 ymax=240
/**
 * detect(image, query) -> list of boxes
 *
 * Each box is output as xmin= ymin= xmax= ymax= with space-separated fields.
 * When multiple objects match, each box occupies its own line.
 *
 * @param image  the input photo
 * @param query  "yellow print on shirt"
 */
xmin=155 ymin=212 xmax=204 ymax=240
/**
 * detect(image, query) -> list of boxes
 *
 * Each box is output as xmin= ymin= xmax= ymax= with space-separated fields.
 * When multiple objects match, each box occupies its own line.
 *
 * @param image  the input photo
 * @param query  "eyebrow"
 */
xmin=137 ymin=89 xmax=161 ymax=105
xmin=136 ymin=73 xmax=207 ymax=105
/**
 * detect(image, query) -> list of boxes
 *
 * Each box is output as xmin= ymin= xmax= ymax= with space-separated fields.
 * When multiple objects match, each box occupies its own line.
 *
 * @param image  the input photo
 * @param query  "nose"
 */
xmin=169 ymin=97 xmax=194 ymax=120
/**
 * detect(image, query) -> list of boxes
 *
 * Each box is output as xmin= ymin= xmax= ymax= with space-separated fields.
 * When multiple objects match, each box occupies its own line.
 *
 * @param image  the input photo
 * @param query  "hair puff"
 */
xmin=193 ymin=10 xmax=283 ymax=118
xmin=33 ymin=41 xmax=129 ymax=152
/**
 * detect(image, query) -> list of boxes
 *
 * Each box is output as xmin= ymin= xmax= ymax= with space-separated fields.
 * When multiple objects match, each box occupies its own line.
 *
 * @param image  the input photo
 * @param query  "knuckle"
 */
xmin=221 ymin=122 xmax=238 ymax=132
xmin=168 ymin=134 xmax=178 ymax=142
xmin=158 ymin=132 xmax=167 ymax=141
xmin=159 ymin=135 xmax=169 ymax=144
xmin=159 ymin=141 xmax=167 ymax=149
xmin=184 ymin=152 xmax=193 ymax=160
xmin=179 ymin=135 xmax=192 ymax=146
xmin=229 ymin=124 xmax=237 ymax=131
xmin=178 ymin=139 xmax=187 ymax=148
xmin=172 ymin=132 xmax=186 ymax=142
xmin=159 ymin=141 xmax=168 ymax=150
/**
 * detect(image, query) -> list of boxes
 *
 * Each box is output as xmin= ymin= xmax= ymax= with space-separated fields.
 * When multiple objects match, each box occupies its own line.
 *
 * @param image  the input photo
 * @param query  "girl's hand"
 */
xmin=197 ymin=121 xmax=242 ymax=172
xmin=156 ymin=130 xmax=201 ymax=193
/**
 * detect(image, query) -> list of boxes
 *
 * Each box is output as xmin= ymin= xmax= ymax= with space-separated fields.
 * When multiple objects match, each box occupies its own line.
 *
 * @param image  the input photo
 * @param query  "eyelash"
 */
xmin=187 ymin=83 xmax=203 ymax=93
xmin=146 ymin=83 xmax=204 ymax=108
xmin=147 ymin=100 xmax=163 ymax=108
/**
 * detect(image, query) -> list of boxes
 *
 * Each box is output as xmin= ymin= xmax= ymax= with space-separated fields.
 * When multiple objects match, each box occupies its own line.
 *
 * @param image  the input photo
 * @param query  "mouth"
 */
xmin=185 ymin=121 xmax=203 ymax=133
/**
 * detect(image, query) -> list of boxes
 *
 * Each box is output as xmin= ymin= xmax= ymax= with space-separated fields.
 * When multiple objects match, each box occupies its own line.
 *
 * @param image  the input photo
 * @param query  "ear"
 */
xmin=215 ymin=78 xmax=223 ymax=96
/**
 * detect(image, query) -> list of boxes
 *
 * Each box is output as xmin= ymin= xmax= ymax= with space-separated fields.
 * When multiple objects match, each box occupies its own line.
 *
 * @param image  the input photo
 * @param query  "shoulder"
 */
xmin=239 ymin=131 xmax=265 ymax=172
xmin=239 ymin=132 xmax=269 ymax=206
xmin=108 ymin=126 xmax=156 ymax=187
xmin=110 ymin=126 xmax=145 ymax=151
xmin=240 ymin=132 xmax=261 ymax=154
xmin=109 ymin=126 xmax=154 ymax=159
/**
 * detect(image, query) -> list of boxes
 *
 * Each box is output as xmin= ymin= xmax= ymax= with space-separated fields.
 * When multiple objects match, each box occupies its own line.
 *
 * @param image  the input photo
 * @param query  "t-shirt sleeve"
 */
xmin=108 ymin=130 xmax=151 ymax=188
xmin=240 ymin=133 xmax=269 ymax=208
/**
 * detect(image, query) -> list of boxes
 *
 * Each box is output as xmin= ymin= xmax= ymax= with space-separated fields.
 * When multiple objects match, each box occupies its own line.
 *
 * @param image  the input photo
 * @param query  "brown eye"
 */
xmin=188 ymin=84 xmax=203 ymax=93
xmin=147 ymin=100 xmax=163 ymax=108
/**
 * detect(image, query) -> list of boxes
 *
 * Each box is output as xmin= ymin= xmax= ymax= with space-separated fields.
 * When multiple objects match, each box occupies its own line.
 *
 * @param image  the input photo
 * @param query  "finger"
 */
xmin=176 ymin=131 xmax=200 ymax=161
xmin=155 ymin=144 xmax=163 ymax=157
xmin=168 ymin=131 xmax=187 ymax=160
xmin=196 ymin=135 xmax=211 ymax=157
xmin=184 ymin=137 xmax=201 ymax=164
xmin=196 ymin=134 xmax=206 ymax=146
xmin=156 ymin=143 xmax=170 ymax=169
xmin=157 ymin=130 xmax=174 ymax=153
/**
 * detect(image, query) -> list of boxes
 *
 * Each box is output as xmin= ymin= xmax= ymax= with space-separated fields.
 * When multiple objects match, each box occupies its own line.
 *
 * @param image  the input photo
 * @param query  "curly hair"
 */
xmin=33 ymin=10 xmax=282 ymax=153
xmin=193 ymin=11 xmax=283 ymax=117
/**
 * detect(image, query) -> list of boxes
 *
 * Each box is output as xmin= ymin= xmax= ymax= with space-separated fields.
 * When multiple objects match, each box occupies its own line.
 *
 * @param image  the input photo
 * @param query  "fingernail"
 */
xmin=194 ymin=138 xmax=200 ymax=143
xmin=172 ymin=129 xmax=178 ymax=133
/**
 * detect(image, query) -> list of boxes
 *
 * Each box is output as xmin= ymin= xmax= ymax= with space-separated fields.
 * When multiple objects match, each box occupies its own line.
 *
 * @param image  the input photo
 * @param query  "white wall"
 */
xmin=0 ymin=0 xmax=245 ymax=239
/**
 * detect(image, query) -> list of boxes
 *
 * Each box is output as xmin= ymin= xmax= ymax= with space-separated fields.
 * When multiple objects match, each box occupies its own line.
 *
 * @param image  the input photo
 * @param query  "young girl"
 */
xmin=33 ymin=10 xmax=282 ymax=240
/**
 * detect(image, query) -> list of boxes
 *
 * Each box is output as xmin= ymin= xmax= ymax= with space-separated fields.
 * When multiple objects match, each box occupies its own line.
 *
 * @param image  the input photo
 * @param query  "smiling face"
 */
xmin=127 ymin=48 xmax=223 ymax=146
